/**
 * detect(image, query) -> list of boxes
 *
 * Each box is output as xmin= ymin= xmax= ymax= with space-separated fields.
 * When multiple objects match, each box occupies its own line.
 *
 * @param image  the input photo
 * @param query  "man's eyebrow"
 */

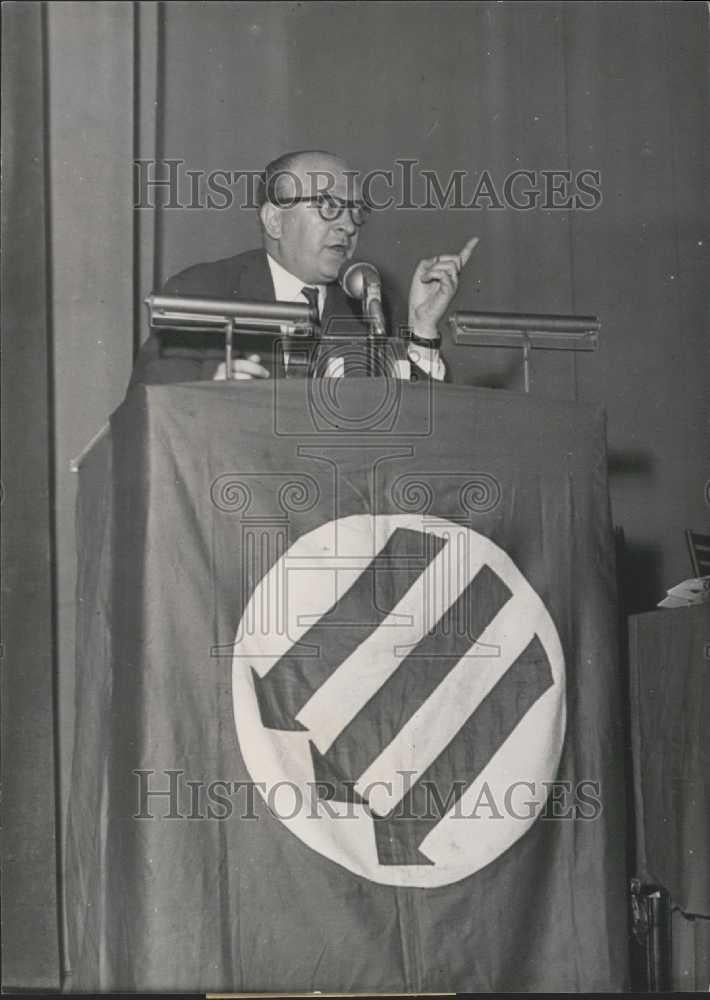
xmin=319 ymin=193 xmax=368 ymax=205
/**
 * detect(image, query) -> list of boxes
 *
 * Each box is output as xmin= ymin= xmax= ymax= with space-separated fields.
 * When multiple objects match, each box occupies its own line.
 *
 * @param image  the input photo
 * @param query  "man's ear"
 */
xmin=260 ymin=202 xmax=282 ymax=240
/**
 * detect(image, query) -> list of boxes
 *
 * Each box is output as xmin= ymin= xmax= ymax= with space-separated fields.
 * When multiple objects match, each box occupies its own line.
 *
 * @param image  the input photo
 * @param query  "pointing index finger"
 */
xmin=458 ymin=236 xmax=479 ymax=269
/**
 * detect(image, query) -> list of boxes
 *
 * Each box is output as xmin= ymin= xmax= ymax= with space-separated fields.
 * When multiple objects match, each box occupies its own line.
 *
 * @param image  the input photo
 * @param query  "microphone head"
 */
xmin=339 ymin=260 xmax=381 ymax=300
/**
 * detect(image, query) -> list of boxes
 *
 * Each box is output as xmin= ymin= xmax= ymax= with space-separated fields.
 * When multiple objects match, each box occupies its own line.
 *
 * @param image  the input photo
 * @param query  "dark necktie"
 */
xmin=301 ymin=285 xmax=320 ymax=324
xmin=287 ymin=286 xmax=320 ymax=378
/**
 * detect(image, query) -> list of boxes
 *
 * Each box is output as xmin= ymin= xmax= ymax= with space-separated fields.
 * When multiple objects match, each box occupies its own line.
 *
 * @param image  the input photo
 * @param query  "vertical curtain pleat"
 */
xmin=0 ymin=2 xmax=60 ymax=988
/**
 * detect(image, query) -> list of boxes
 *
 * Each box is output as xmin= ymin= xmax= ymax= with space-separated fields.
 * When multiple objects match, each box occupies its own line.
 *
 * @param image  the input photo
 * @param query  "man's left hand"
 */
xmin=408 ymin=236 xmax=479 ymax=339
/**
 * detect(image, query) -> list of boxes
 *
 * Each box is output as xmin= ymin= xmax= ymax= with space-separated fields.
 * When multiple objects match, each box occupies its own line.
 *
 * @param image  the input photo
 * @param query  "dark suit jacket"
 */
xmin=131 ymin=248 xmax=410 ymax=386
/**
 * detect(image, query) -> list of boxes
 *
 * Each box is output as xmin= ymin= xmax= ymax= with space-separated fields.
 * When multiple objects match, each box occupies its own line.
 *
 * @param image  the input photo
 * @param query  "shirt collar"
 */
xmin=266 ymin=253 xmax=326 ymax=316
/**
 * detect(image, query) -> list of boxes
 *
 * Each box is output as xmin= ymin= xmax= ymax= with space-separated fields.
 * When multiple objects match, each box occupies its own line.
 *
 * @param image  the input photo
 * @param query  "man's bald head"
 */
xmin=257 ymin=150 xmax=361 ymax=207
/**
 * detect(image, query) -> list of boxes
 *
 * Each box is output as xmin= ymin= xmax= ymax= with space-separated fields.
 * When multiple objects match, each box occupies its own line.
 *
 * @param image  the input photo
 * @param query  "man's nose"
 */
xmin=334 ymin=211 xmax=357 ymax=236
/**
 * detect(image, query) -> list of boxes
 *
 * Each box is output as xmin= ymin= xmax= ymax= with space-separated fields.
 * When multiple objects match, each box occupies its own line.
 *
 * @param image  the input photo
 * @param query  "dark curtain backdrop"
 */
xmin=2 ymin=0 xmax=708 ymax=990
xmin=154 ymin=0 xmax=709 ymax=614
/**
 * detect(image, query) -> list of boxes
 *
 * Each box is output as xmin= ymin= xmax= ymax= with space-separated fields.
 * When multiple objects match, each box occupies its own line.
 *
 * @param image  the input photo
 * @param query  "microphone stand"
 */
xmin=363 ymin=275 xmax=387 ymax=376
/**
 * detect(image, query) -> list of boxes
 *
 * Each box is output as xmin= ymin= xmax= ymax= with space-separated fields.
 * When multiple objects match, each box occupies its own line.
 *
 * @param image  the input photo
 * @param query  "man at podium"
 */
xmin=130 ymin=149 xmax=477 ymax=385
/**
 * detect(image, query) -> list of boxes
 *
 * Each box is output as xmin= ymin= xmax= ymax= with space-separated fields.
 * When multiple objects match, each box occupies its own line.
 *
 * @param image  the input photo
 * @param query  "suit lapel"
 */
xmin=225 ymin=250 xmax=284 ymax=377
xmin=233 ymin=248 xmax=277 ymax=302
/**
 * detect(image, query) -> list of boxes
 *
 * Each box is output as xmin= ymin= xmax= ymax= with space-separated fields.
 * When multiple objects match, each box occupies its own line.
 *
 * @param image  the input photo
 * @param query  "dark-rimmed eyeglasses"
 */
xmin=271 ymin=193 xmax=370 ymax=227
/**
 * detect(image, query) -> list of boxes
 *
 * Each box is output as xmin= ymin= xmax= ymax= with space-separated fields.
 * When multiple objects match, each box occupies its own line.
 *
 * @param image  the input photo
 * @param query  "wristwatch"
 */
xmin=405 ymin=327 xmax=442 ymax=349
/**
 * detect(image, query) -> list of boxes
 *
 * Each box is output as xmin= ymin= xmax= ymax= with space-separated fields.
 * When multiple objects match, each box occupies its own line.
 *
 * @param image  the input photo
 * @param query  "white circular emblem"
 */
xmin=232 ymin=514 xmax=565 ymax=888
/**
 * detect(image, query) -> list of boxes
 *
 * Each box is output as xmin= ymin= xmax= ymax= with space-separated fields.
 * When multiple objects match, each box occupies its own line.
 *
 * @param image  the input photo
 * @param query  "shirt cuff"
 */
xmin=407 ymin=343 xmax=446 ymax=381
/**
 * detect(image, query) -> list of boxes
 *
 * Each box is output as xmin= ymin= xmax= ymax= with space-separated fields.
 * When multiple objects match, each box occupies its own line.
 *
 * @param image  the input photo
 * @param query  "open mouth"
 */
xmin=325 ymin=244 xmax=349 ymax=255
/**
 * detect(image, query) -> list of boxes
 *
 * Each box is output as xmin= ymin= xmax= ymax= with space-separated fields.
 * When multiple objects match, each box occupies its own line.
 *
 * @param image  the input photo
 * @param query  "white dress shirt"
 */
xmin=267 ymin=252 xmax=328 ymax=320
xmin=266 ymin=253 xmax=445 ymax=380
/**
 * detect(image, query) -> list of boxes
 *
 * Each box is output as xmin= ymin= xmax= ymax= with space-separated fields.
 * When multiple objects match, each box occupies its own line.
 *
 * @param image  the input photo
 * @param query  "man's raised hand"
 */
xmin=408 ymin=236 xmax=479 ymax=339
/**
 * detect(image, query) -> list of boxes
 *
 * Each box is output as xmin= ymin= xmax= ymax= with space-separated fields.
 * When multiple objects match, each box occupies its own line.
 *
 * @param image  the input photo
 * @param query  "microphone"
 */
xmin=339 ymin=261 xmax=387 ymax=337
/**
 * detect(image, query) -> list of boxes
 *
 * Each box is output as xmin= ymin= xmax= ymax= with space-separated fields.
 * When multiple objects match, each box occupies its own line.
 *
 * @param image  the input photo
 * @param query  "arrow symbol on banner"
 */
xmin=235 ymin=514 xmax=567 ymax=883
xmin=251 ymin=528 xmax=446 ymax=731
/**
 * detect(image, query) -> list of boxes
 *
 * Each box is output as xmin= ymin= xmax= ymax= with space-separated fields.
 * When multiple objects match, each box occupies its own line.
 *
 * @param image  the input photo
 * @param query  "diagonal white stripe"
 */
xmin=355 ymin=591 xmax=548 ymax=816
xmin=298 ymin=533 xmax=490 ymax=751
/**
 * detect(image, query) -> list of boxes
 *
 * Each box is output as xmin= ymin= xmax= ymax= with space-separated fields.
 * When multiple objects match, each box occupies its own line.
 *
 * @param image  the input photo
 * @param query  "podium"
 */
xmin=65 ymin=379 xmax=628 ymax=992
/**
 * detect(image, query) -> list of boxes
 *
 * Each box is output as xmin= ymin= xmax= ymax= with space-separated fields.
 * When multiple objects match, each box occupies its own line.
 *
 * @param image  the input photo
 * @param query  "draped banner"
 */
xmin=66 ymin=379 xmax=627 ymax=992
